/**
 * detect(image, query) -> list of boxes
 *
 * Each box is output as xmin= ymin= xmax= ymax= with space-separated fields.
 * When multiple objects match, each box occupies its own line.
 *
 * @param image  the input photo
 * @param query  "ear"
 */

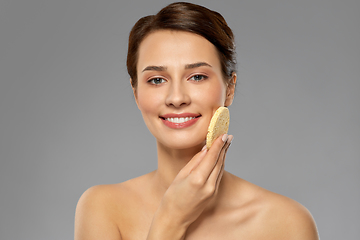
xmin=130 ymin=78 xmax=139 ymax=108
xmin=224 ymin=73 xmax=236 ymax=107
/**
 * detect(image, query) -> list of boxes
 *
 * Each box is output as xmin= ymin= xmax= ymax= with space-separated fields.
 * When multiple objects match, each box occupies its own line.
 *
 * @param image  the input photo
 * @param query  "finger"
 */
xmin=213 ymin=158 xmax=225 ymax=196
xmin=214 ymin=136 xmax=232 ymax=189
xmin=208 ymin=135 xmax=232 ymax=187
xmin=178 ymin=147 xmax=207 ymax=176
xmin=192 ymin=134 xmax=228 ymax=178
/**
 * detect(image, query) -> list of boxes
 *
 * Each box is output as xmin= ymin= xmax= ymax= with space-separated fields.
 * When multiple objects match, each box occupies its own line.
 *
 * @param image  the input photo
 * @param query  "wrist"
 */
xmin=147 ymin=207 xmax=188 ymax=240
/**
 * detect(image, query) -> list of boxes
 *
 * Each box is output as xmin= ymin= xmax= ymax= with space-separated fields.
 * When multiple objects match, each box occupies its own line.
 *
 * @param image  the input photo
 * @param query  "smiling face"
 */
xmin=133 ymin=30 xmax=235 ymax=149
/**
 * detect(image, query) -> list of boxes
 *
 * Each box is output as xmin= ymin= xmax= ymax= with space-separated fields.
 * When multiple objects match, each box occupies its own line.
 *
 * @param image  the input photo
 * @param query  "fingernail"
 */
xmin=228 ymin=135 xmax=234 ymax=144
xmin=222 ymin=134 xmax=228 ymax=142
xmin=201 ymin=145 xmax=207 ymax=151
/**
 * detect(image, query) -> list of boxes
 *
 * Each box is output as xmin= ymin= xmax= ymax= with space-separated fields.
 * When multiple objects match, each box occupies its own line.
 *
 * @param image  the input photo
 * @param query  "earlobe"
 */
xmin=130 ymin=78 xmax=139 ymax=107
xmin=224 ymin=73 xmax=237 ymax=107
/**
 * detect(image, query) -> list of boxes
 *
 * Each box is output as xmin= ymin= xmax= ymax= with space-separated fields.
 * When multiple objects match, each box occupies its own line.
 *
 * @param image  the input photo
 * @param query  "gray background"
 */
xmin=0 ymin=0 xmax=359 ymax=239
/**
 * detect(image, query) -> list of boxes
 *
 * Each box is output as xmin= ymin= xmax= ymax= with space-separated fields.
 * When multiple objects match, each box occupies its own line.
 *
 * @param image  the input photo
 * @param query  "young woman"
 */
xmin=75 ymin=2 xmax=319 ymax=239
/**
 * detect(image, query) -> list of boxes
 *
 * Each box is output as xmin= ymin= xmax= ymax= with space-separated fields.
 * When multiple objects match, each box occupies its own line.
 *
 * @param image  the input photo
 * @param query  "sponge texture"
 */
xmin=206 ymin=107 xmax=230 ymax=149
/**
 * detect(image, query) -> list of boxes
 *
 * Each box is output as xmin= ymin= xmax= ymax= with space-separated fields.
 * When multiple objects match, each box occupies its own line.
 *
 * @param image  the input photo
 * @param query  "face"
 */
xmin=133 ymin=30 xmax=235 ymax=150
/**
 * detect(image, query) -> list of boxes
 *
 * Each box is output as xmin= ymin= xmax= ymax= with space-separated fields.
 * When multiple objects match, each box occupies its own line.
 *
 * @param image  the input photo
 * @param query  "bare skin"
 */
xmin=75 ymin=166 xmax=319 ymax=239
xmin=74 ymin=30 xmax=319 ymax=239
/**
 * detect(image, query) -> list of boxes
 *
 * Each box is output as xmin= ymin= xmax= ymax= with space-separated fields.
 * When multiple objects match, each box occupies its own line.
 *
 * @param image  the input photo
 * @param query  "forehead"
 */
xmin=137 ymin=30 xmax=221 ymax=71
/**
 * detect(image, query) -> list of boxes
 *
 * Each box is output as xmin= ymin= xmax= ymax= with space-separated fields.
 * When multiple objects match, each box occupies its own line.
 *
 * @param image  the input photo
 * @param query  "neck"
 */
xmin=153 ymin=140 xmax=205 ymax=193
xmin=149 ymin=140 xmax=234 ymax=214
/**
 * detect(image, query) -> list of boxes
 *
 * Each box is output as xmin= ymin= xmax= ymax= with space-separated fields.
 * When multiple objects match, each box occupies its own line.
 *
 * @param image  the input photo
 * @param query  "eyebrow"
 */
xmin=141 ymin=62 xmax=212 ymax=72
xmin=142 ymin=65 xmax=167 ymax=72
xmin=185 ymin=62 xmax=212 ymax=69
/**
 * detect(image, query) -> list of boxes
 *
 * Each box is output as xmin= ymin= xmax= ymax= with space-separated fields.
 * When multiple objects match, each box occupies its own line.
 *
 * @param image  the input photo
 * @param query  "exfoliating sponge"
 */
xmin=206 ymin=107 xmax=230 ymax=149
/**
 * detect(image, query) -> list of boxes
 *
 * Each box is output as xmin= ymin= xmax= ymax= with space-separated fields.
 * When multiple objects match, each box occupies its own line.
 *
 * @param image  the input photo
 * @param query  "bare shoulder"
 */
xmin=252 ymin=182 xmax=319 ymax=239
xmin=74 ymin=184 xmax=122 ymax=240
xmin=74 ymin=172 xmax=154 ymax=240
xmin=76 ymin=183 xmax=128 ymax=211
xmin=76 ymin=171 xmax=155 ymax=213
xmin=222 ymin=173 xmax=319 ymax=239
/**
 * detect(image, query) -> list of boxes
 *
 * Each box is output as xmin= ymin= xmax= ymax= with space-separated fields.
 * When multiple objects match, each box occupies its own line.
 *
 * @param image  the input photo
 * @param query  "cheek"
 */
xmin=136 ymin=89 xmax=161 ymax=115
xmin=195 ymin=81 xmax=227 ymax=106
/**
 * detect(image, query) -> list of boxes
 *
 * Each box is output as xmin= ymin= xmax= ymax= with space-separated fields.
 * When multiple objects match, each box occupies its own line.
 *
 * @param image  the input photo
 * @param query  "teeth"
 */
xmin=165 ymin=117 xmax=195 ymax=123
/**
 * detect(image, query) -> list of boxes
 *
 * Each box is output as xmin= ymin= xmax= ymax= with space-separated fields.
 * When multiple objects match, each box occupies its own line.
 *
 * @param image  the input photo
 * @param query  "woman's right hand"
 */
xmin=147 ymin=134 xmax=233 ymax=239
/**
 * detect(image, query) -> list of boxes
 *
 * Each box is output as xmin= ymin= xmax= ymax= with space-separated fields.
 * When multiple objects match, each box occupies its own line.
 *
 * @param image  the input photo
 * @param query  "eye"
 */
xmin=148 ymin=77 xmax=166 ymax=85
xmin=189 ymin=75 xmax=208 ymax=81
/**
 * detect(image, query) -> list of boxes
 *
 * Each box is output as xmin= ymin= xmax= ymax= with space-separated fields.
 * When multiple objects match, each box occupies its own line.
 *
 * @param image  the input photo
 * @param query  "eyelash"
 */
xmin=189 ymin=74 xmax=208 ymax=81
xmin=147 ymin=74 xmax=208 ymax=85
xmin=147 ymin=78 xmax=166 ymax=85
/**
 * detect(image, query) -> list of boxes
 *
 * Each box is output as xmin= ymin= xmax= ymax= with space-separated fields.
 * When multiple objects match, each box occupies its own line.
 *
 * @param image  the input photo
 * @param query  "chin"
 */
xmin=159 ymin=137 xmax=205 ymax=150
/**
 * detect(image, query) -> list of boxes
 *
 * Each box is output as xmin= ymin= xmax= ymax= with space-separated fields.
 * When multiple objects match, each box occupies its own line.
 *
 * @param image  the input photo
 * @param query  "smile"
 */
xmin=165 ymin=117 xmax=196 ymax=123
xmin=160 ymin=113 xmax=201 ymax=129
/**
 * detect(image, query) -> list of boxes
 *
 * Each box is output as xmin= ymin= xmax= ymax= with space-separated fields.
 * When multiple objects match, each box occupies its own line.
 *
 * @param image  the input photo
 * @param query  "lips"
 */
xmin=159 ymin=113 xmax=201 ymax=129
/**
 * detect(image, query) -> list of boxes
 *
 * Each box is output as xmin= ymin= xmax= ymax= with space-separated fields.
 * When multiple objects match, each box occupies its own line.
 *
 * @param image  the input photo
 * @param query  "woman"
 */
xmin=75 ymin=2 xmax=319 ymax=239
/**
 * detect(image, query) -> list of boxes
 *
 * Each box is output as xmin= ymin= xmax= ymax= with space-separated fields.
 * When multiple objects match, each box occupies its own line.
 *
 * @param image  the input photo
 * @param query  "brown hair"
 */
xmin=127 ymin=2 xmax=236 ymax=88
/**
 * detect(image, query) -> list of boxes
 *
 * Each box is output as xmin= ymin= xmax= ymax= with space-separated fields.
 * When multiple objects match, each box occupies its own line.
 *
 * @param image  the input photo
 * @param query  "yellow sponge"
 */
xmin=206 ymin=107 xmax=230 ymax=149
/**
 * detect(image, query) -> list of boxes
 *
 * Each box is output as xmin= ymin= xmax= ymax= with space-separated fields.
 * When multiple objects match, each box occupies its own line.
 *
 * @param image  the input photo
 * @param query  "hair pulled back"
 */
xmin=127 ymin=2 xmax=236 ymax=88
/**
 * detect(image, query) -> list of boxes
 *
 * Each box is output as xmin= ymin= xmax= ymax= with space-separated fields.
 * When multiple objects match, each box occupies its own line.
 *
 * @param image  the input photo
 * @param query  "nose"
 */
xmin=165 ymin=81 xmax=191 ymax=108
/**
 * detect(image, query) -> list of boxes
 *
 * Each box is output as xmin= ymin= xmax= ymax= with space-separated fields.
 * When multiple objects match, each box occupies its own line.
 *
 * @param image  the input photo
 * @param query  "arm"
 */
xmin=74 ymin=185 xmax=122 ymax=240
xmin=147 ymin=134 xmax=233 ymax=239
xmin=74 ymin=134 xmax=232 ymax=240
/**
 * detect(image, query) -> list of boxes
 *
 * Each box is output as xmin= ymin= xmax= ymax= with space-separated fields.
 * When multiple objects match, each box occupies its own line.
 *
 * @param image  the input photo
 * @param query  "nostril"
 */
xmin=165 ymin=88 xmax=191 ymax=107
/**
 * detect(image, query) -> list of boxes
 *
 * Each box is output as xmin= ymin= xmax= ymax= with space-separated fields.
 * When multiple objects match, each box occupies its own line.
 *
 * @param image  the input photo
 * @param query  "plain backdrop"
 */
xmin=0 ymin=0 xmax=359 ymax=239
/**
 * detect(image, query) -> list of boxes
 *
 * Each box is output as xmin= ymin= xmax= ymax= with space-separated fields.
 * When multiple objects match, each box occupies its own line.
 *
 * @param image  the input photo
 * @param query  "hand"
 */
xmin=159 ymin=134 xmax=233 ymax=227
